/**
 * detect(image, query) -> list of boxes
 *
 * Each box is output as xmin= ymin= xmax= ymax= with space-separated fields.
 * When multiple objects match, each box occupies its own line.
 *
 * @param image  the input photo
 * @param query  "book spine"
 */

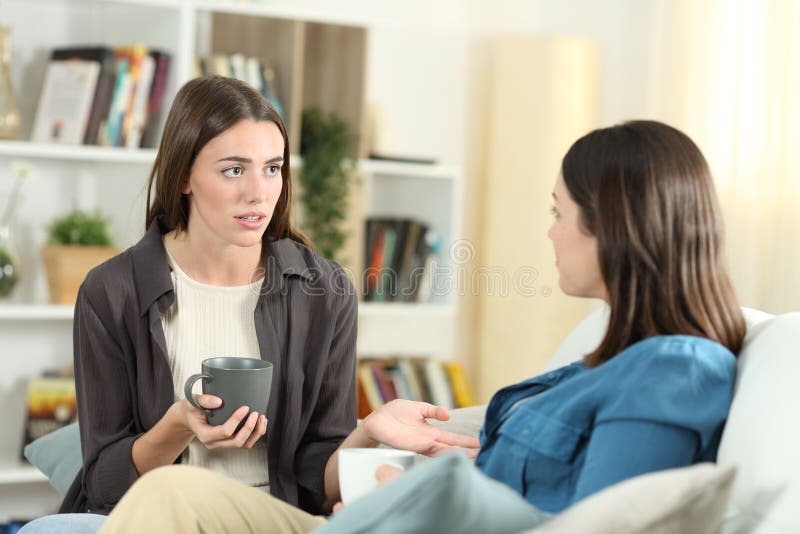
xmin=443 ymin=362 xmax=475 ymax=408
xmin=377 ymin=226 xmax=397 ymax=302
xmin=370 ymin=362 xmax=398 ymax=402
xmin=126 ymin=54 xmax=155 ymax=149
xmin=141 ymin=52 xmax=170 ymax=148
xmin=357 ymin=364 xmax=383 ymax=411
xmin=424 ymin=360 xmax=455 ymax=409
xmin=356 ymin=375 xmax=372 ymax=420
xmin=103 ymin=57 xmax=130 ymax=146
xmin=365 ymin=223 xmax=385 ymax=302
xmin=85 ymin=54 xmax=115 ymax=145
xmin=120 ymin=45 xmax=149 ymax=147
xmin=398 ymin=359 xmax=424 ymax=401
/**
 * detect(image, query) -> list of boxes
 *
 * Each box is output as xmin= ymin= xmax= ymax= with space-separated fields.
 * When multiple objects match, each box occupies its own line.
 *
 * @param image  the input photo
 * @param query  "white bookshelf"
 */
xmin=0 ymin=0 xmax=463 ymax=520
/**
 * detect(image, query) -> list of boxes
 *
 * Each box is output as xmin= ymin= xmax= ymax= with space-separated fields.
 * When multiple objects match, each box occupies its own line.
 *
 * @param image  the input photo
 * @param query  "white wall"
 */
xmin=361 ymin=1 xmax=659 ymax=389
xmin=363 ymin=0 xmax=657 ymax=166
xmin=464 ymin=0 xmax=656 ymax=127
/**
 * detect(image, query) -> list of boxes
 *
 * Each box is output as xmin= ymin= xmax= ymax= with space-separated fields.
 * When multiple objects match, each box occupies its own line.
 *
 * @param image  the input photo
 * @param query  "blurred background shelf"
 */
xmin=0 ymin=303 xmax=453 ymax=322
xmin=359 ymin=159 xmax=460 ymax=181
xmin=0 ymin=462 xmax=47 ymax=485
xmin=0 ymin=305 xmax=73 ymax=321
xmin=0 ymin=140 xmax=157 ymax=164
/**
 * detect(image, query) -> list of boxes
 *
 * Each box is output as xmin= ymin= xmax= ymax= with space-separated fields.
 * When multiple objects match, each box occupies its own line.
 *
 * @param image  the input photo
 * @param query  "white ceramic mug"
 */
xmin=338 ymin=448 xmax=416 ymax=504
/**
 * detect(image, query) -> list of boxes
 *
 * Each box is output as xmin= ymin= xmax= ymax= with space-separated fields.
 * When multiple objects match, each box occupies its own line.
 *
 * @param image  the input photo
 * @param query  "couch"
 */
xmin=432 ymin=306 xmax=799 ymax=534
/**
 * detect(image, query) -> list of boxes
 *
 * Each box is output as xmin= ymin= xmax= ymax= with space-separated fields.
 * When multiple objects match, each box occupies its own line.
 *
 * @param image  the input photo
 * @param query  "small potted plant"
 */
xmin=41 ymin=209 xmax=118 ymax=304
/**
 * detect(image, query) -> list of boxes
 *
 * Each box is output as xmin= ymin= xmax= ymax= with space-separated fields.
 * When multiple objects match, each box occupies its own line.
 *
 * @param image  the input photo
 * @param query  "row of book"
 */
xmin=364 ymin=217 xmax=441 ymax=302
xmin=32 ymin=45 xmax=171 ymax=148
xmin=194 ymin=53 xmax=284 ymax=118
xmin=357 ymin=358 xmax=474 ymax=419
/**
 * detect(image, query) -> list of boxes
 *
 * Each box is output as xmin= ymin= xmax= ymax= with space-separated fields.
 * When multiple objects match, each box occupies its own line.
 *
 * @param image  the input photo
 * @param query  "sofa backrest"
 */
xmin=544 ymin=305 xmax=773 ymax=371
xmin=717 ymin=312 xmax=800 ymax=534
xmin=544 ymin=305 xmax=800 ymax=534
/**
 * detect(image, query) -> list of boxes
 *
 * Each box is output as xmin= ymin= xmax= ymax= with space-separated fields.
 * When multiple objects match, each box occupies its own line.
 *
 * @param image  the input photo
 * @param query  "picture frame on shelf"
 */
xmin=31 ymin=60 xmax=100 ymax=145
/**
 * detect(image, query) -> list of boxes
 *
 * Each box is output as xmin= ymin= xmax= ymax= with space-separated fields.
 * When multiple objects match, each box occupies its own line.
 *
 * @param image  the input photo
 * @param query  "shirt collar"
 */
xmin=131 ymin=217 xmax=173 ymax=316
xmin=131 ymin=217 xmax=314 ymax=315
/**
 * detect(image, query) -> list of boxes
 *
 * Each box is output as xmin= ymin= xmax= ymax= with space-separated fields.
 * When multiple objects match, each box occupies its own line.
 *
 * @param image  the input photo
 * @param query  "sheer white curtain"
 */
xmin=647 ymin=0 xmax=800 ymax=314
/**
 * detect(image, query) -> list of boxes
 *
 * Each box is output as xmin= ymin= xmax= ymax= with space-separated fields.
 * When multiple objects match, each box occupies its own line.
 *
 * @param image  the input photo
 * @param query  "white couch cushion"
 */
xmin=543 ymin=305 xmax=608 ymax=371
xmin=718 ymin=312 xmax=800 ymax=534
xmin=527 ymin=463 xmax=737 ymax=534
xmin=544 ymin=306 xmax=772 ymax=371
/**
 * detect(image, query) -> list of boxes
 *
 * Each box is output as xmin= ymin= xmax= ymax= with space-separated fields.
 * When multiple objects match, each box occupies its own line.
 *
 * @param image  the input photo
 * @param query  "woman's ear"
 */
xmin=181 ymin=180 xmax=191 ymax=195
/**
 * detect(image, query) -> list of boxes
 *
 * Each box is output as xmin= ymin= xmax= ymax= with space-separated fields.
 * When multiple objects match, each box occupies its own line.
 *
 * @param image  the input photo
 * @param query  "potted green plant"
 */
xmin=41 ymin=209 xmax=117 ymax=304
xmin=297 ymin=107 xmax=356 ymax=261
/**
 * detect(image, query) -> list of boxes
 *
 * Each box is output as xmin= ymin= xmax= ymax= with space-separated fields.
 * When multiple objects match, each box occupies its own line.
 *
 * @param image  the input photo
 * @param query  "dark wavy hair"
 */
xmin=561 ymin=120 xmax=746 ymax=367
xmin=145 ymin=75 xmax=310 ymax=247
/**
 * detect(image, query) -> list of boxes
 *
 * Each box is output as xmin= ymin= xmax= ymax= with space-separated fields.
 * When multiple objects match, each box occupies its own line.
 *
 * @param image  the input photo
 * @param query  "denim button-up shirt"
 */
xmin=475 ymin=335 xmax=736 ymax=514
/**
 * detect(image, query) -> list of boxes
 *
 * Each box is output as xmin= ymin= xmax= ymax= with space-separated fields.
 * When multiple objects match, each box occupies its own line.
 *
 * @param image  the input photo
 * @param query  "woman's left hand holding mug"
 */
xmin=178 ymin=395 xmax=268 ymax=449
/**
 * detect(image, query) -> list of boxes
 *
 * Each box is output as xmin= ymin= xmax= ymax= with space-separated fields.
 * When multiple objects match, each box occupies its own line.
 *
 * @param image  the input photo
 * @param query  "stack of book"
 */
xmin=32 ymin=45 xmax=171 ymax=148
xmin=195 ymin=53 xmax=283 ymax=118
xmin=20 ymin=373 xmax=77 ymax=460
xmin=356 ymin=357 xmax=474 ymax=419
xmin=364 ymin=217 xmax=439 ymax=303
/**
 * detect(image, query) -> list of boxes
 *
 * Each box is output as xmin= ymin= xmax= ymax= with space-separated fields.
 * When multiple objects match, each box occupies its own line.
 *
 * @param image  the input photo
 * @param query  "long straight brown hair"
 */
xmin=145 ymin=75 xmax=310 ymax=247
xmin=561 ymin=120 xmax=745 ymax=366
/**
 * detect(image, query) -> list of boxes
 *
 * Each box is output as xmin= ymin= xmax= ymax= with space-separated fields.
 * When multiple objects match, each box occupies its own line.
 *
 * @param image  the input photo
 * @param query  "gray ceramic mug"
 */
xmin=183 ymin=357 xmax=273 ymax=426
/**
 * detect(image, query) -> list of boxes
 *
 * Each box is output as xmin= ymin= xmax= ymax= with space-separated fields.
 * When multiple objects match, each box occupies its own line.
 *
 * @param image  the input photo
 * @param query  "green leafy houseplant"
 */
xmin=47 ymin=209 xmax=113 ymax=246
xmin=42 ymin=209 xmax=117 ymax=304
xmin=297 ymin=108 xmax=356 ymax=261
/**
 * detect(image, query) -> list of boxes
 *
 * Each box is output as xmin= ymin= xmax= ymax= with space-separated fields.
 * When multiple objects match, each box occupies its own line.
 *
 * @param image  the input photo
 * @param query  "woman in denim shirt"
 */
xmin=95 ymin=120 xmax=746 ymax=533
xmin=475 ymin=119 xmax=745 ymax=513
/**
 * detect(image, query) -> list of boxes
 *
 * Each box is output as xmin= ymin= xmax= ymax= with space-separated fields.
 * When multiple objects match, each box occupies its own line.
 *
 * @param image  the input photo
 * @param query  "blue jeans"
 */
xmin=17 ymin=514 xmax=106 ymax=534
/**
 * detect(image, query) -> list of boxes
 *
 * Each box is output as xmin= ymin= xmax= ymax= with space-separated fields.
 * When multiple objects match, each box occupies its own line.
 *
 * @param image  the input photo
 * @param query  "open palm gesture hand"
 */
xmin=362 ymin=399 xmax=480 ymax=457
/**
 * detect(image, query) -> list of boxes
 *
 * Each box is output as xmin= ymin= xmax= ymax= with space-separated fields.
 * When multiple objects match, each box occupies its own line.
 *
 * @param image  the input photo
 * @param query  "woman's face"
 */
xmin=182 ymin=119 xmax=284 ymax=249
xmin=547 ymin=174 xmax=606 ymax=300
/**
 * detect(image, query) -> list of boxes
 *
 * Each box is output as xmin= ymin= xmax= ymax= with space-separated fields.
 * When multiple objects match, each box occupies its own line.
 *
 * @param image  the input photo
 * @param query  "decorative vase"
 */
xmin=0 ymin=26 xmax=20 ymax=140
xmin=0 ymin=225 xmax=20 ymax=298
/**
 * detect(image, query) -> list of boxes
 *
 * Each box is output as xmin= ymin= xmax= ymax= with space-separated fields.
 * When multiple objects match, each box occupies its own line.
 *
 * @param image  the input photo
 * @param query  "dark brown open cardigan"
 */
xmin=60 ymin=218 xmax=357 ymax=515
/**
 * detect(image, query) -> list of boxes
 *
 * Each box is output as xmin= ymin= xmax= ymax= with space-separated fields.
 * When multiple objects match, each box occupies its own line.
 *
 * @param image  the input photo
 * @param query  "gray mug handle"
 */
xmin=184 ymin=373 xmax=213 ymax=415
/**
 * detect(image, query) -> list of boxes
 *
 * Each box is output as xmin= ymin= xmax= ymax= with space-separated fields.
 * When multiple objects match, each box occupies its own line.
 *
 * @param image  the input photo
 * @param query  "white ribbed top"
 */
xmin=161 ymin=241 xmax=269 ymax=488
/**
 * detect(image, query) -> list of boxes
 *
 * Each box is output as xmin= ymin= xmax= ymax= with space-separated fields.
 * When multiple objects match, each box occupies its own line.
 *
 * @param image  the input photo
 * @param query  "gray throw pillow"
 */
xmin=314 ymin=452 xmax=551 ymax=534
xmin=23 ymin=421 xmax=82 ymax=495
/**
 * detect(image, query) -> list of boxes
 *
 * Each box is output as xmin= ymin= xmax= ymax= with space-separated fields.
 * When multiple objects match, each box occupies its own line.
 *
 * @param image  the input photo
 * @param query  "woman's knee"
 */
xmin=128 ymin=465 xmax=214 ymax=498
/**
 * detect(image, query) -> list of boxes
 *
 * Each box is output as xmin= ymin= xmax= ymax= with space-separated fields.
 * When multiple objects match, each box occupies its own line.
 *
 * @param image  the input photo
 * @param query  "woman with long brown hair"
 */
xmin=20 ymin=76 xmax=476 ymax=534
